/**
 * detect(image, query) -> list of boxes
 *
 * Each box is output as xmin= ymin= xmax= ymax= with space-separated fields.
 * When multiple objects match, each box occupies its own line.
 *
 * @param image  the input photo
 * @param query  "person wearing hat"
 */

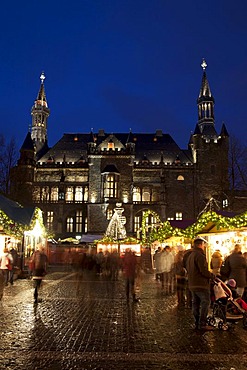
xmin=185 ymin=236 xmax=215 ymax=330
xmin=226 ymin=279 xmax=247 ymax=312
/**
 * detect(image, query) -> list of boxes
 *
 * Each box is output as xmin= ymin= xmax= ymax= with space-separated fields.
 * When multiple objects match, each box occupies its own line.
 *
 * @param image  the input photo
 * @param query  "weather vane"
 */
xmin=201 ymin=59 xmax=207 ymax=70
xmin=40 ymin=71 xmax=45 ymax=83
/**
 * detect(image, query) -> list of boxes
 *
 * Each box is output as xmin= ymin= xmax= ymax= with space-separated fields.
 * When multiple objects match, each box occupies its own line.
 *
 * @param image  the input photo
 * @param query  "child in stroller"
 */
xmin=207 ymin=277 xmax=247 ymax=330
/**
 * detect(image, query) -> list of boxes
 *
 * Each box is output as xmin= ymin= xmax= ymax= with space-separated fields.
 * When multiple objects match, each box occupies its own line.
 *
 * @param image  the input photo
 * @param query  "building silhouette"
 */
xmin=11 ymin=61 xmax=230 ymax=240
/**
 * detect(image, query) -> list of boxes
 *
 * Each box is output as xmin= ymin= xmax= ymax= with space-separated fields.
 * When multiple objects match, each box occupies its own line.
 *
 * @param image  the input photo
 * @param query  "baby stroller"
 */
xmin=207 ymin=278 xmax=247 ymax=331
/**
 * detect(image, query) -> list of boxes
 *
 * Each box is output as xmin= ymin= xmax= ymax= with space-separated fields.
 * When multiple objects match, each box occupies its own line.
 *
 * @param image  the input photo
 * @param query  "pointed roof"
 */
xmin=0 ymin=194 xmax=35 ymax=226
xmin=20 ymin=132 xmax=35 ymax=151
xmin=35 ymin=72 xmax=48 ymax=108
xmin=197 ymin=59 xmax=214 ymax=104
xmin=198 ymin=71 xmax=214 ymax=101
xmin=193 ymin=124 xmax=201 ymax=135
xmin=220 ymin=123 xmax=229 ymax=137
xmin=126 ymin=129 xmax=134 ymax=144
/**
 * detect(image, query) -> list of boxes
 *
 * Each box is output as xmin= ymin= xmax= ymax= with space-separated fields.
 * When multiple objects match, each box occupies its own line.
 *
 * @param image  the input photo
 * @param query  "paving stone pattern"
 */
xmin=0 ymin=269 xmax=247 ymax=370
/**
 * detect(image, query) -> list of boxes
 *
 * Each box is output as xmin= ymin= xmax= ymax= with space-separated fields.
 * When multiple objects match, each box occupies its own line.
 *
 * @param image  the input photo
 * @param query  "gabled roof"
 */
xmin=38 ymin=131 xmax=193 ymax=165
xmin=0 ymin=194 xmax=35 ymax=226
xmin=20 ymin=132 xmax=35 ymax=151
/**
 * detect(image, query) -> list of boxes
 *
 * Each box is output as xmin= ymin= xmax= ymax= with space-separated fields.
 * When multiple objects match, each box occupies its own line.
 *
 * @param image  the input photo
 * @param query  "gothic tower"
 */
xmin=31 ymin=72 xmax=50 ymax=158
xmin=190 ymin=59 xmax=229 ymax=214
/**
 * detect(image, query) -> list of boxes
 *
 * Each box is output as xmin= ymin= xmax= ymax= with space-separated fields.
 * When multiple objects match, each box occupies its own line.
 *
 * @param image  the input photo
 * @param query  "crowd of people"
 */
xmin=1 ymin=238 xmax=247 ymax=329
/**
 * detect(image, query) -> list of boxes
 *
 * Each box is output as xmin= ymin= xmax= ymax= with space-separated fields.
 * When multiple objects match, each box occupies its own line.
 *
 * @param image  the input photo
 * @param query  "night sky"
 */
xmin=1 ymin=0 xmax=247 ymax=150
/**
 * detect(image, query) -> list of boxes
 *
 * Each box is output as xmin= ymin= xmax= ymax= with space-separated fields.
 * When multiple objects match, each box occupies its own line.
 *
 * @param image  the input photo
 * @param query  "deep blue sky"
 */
xmin=1 ymin=0 xmax=247 ymax=150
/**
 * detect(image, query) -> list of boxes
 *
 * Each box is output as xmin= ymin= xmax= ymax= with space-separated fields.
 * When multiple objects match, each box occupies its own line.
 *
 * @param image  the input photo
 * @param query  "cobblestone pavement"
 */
xmin=0 ymin=268 xmax=247 ymax=370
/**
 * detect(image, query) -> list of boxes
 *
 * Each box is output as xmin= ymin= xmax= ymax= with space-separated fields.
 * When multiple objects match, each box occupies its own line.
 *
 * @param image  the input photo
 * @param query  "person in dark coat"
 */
xmin=186 ymin=237 xmax=215 ymax=330
xmin=122 ymin=249 xmax=139 ymax=302
xmin=227 ymin=244 xmax=247 ymax=297
xmin=30 ymin=244 xmax=48 ymax=303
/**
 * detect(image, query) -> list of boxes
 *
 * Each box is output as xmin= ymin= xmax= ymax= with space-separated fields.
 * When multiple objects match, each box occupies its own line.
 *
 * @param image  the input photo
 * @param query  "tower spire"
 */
xmin=197 ymin=59 xmax=215 ymax=129
xmin=31 ymin=72 xmax=50 ymax=157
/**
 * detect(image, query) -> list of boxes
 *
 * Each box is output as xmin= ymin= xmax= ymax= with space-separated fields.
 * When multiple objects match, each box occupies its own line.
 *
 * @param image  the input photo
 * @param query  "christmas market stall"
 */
xmin=0 ymin=194 xmax=47 ymax=273
xmin=144 ymin=209 xmax=247 ymax=262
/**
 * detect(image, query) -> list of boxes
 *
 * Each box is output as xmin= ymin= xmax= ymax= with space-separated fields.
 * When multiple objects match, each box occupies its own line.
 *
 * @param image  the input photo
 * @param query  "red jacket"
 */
xmin=123 ymin=251 xmax=137 ymax=278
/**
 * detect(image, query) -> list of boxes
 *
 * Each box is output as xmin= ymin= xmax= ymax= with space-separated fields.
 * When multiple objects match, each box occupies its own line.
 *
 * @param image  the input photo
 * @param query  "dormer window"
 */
xmin=108 ymin=140 xmax=114 ymax=150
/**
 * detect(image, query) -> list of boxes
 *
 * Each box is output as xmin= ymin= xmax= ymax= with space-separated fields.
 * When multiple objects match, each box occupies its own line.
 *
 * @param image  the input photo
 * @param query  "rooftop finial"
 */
xmin=40 ymin=71 xmax=45 ymax=84
xmin=201 ymin=59 xmax=207 ymax=70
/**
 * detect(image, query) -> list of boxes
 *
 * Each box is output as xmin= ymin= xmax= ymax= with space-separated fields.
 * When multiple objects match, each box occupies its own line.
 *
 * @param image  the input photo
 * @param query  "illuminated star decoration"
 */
xmin=201 ymin=59 xmax=207 ymax=70
xmin=40 ymin=71 xmax=45 ymax=84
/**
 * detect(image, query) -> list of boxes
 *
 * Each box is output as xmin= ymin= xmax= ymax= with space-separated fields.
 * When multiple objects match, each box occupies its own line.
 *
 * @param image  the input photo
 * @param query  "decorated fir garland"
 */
xmin=142 ymin=210 xmax=247 ymax=244
xmin=0 ymin=207 xmax=46 ymax=238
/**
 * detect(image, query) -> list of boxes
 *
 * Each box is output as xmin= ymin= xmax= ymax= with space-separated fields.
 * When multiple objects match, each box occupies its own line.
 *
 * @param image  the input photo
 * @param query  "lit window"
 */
xmin=85 ymin=217 xmax=88 ymax=233
xmin=103 ymin=174 xmax=118 ymax=199
xmin=33 ymin=187 xmax=40 ymax=202
xmin=47 ymin=211 xmax=54 ymax=231
xmin=142 ymin=189 xmax=150 ymax=202
xmin=133 ymin=187 xmax=141 ymax=202
xmin=84 ymin=187 xmax=89 ymax=202
xmin=167 ymin=217 xmax=174 ymax=221
xmin=51 ymin=187 xmax=58 ymax=202
xmin=66 ymin=217 xmax=73 ymax=232
xmin=177 ymin=175 xmax=184 ymax=181
xmin=76 ymin=211 xmax=83 ymax=233
xmin=75 ymin=186 xmax=83 ymax=202
xmin=176 ymin=212 xmax=183 ymax=220
xmin=41 ymin=186 xmax=49 ymax=202
xmin=151 ymin=191 xmax=159 ymax=202
xmin=66 ymin=187 xmax=73 ymax=202
xmin=107 ymin=140 xmax=115 ymax=150
xmin=134 ymin=216 xmax=140 ymax=232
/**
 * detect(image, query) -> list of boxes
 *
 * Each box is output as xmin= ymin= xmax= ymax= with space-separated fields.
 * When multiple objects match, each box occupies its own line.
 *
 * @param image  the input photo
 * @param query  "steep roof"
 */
xmin=38 ymin=131 xmax=193 ymax=164
xmin=0 ymin=194 xmax=35 ymax=226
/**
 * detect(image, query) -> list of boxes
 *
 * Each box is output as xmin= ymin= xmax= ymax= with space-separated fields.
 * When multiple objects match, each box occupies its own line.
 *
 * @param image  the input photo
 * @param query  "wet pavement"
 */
xmin=0 ymin=268 xmax=247 ymax=370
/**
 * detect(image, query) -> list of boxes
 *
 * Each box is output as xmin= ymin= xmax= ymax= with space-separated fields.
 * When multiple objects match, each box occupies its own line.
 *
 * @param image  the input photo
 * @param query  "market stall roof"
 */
xmin=147 ymin=210 xmax=247 ymax=242
xmin=80 ymin=234 xmax=104 ymax=243
xmin=169 ymin=220 xmax=195 ymax=229
xmin=0 ymin=194 xmax=35 ymax=226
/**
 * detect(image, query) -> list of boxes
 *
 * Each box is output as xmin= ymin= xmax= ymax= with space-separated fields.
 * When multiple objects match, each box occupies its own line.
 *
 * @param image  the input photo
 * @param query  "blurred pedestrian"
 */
xmin=0 ymin=247 xmax=13 ymax=286
xmin=210 ymin=249 xmax=223 ymax=276
xmin=186 ymin=237 xmax=215 ymax=331
xmin=163 ymin=246 xmax=175 ymax=293
xmin=174 ymin=247 xmax=187 ymax=306
xmin=8 ymin=242 xmax=19 ymax=285
xmin=30 ymin=243 xmax=48 ymax=303
xmin=109 ymin=249 xmax=121 ymax=281
xmin=227 ymin=244 xmax=247 ymax=297
xmin=154 ymin=247 xmax=166 ymax=288
xmin=122 ymin=248 xmax=139 ymax=302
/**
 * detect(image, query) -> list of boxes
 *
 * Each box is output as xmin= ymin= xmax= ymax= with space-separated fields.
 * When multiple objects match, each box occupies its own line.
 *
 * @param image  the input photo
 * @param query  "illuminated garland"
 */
xmin=0 ymin=206 xmax=47 ymax=238
xmin=143 ymin=210 xmax=247 ymax=243
xmin=141 ymin=210 xmax=161 ymax=243
xmin=95 ymin=236 xmax=139 ymax=244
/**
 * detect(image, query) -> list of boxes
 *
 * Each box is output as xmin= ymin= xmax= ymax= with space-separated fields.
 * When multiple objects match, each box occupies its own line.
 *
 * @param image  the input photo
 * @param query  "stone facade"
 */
xmin=11 ymin=65 xmax=230 ymax=240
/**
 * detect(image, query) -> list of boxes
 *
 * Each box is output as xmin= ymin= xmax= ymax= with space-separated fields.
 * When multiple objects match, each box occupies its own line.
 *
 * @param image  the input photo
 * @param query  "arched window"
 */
xmin=66 ymin=217 xmax=73 ymax=232
xmin=41 ymin=186 xmax=50 ymax=202
xmin=177 ymin=175 xmax=184 ymax=181
xmin=133 ymin=187 xmax=141 ymax=202
xmin=151 ymin=190 xmax=159 ymax=202
xmin=75 ymin=186 xmax=83 ymax=202
xmin=84 ymin=187 xmax=89 ymax=202
xmin=66 ymin=187 xmax=73 ymax=202
xmin=51 ymin=187 xmax=58 ymax=202
xmin=142 ymin=187 xmax=150 ymax=202
xmin=33 ymin=187 xmax=40 ymax=202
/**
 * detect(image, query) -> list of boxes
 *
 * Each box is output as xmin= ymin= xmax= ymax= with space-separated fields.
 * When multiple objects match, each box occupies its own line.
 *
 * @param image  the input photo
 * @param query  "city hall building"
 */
xmin=11 ymin=63 xmax=229 ymax=240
